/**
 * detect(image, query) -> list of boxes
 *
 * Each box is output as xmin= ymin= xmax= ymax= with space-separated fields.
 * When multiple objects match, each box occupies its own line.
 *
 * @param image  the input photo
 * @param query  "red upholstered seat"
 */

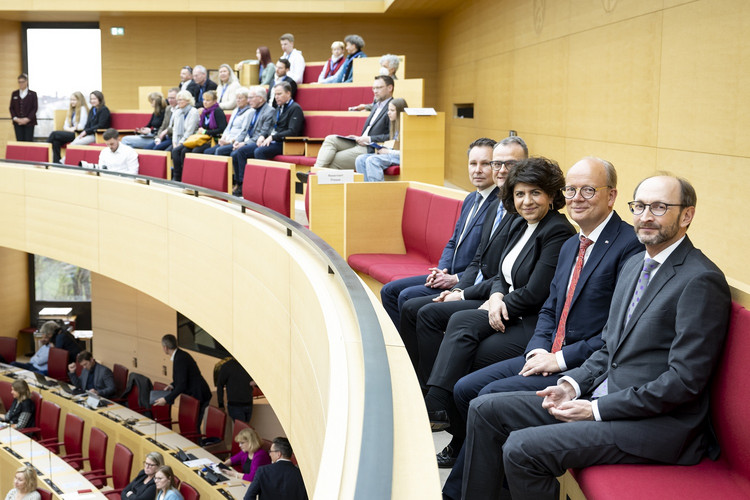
xmin=64 ymin=146 xmax=103 ymax=166
xmin=347 ymin=188 xmax=462 ymax=284
xmin=109 ymin=112 xmax=151 ymax=130
xmin=242 ymin=162 xmax=291 ymax=217
xmin=304 ymin=115 xmax=367 ymax=137
xmin=573 ymin=303 xmax=750 ymax=500
xmin=302 ymin=64 xmax=324 ymax=83
xmin=137 ymin=152 xmax=168 ymax=179
xmin=273 ymin=155 xmax=316 ymax=166
xmin=182 ymin=155 xmax=229 ymax=193
xmin=5 ymin=143 xmax=50 ymax=163
xmin=384 ymin=165 xmax=400 ymax=176
xmin=296 ymin=86 xmax=374 ymax=112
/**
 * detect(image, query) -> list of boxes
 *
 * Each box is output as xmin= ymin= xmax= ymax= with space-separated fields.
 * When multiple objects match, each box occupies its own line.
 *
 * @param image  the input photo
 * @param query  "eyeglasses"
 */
xmin=269 ymin=449 xmax=279 ymax=454
xmin=562 ymin=186 xmax=608 ymax=199
xmin=628 ymin=201 xmax=684 ymax=216
xmin=144 ymin=462 xmax=157 ymax=467
xmin=489 ymin=160 xmax=519 ymax=171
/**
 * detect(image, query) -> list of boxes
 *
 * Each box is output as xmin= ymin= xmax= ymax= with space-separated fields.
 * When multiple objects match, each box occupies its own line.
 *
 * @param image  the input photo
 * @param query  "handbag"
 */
xmin=183 ymin=133 xmax=211 ymax=148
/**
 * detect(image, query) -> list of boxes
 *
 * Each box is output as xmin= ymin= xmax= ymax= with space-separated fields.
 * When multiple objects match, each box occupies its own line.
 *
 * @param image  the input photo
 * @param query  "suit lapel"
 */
xmin=569 ymin=213 xmax=622 ymax=306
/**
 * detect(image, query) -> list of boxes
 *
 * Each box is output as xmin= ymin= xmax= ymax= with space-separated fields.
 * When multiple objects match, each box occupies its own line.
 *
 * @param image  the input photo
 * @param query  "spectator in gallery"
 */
xmin=99 ymin=128 xmax=139 ymax=175
xmin=317 ymin=41 xmax=346 ymax=82
xmin=379 ymin=54 xmax=400 ymax=79
xmin=190 ymin=65 xmax=217 ymax=108
xmin=168 ymin=90 xmax=200 ymax=180
xmin=9 ymin=73 xmax=38 ymax=142
xmin=257 ymin=46 xmax=275 ymax=86
xmin=178 ymin=65 xmax=195 ymax=92
xmin=354 ymin=97 xmax=408 ymax=182
xmin=322 ymin=34 xmax=366 ymax=84
xmin=216 ymin=63 xmax=240 ymax=110
xmin=148 ymin=88 xmax=180 ymax=151
xmin=47 ymin=91 xmax=88 ymax=163
xmin=70 ymin=90 xmax=111 ymax=148
xmin=279 ymin=33 xmax=305 ymax=84
xmin=122 ymin=91 xmax=168 ymax=149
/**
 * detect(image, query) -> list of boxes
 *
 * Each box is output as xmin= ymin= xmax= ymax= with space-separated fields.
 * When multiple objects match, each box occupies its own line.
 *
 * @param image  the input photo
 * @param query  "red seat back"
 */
xmin=112 ymin=443 xmax=134 ymax=489
xmin=4 ymin=143 xmax=50 ymax=163
xmin=39 ymin=400 xmax=61 ymax=443
xmin=63 ymin=145 xmax=103 ymax=166
xmin=177 ymin=394 xmax=200 ymax=440
xmin=295 ymin=86 xmax=373 ymax=111
xmin=37 ymin=490 xmax=52 ymax=500
xmin=182 ymin=155 xmax=230 ymax=193
xmin=0 ymin=336 xmax=16 ymax=363
xmin=230 ymin=420 xmax=250 ymax=456
xmin=109 ymin=112 xmax=151 ymax=130
xmin=113 ymin=363 xmax=129 ymax=398
xmin=30 ymin=391 xmax=42 ymax=428
xmin=401 ymin=188 xmax=463 ymax=263
xmin=710 ymin=302 xmax=750 ymax=474
xmin=302 ymin=64 xmax=324 ymax=83
xmin=179 ymin=481 xmax=200 ymax=500
xmin=0 ymin=380 xmax=12 ymax=411
xmin=137 ymin=152 xmax=169 ymax=179
xmin=47 ymin=347 xmax=70 ymax=382
xmin=88 ymin=427 xmax=109 ymax=473
xmin=242 ymin=162 xmax=291 ymax=217
xmin=204 ymin=406 xmax=227 ymax=441
xmin=303 ymin=115 xmax=367 ymax=138
xmin=61 ymin=413 xmax=85 ymax=457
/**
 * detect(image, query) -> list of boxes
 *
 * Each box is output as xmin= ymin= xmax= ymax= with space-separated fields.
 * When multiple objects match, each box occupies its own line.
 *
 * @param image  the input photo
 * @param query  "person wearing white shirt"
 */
xmin=279 ymin=33 xmax=305 ymax=84
xmin=99 ymin=128 xmax=139 ymax=175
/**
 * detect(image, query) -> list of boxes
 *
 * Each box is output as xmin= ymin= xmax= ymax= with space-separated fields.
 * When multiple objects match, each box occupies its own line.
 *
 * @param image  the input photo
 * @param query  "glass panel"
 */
xmin=34 ymin=255 xmax=91 ymax=301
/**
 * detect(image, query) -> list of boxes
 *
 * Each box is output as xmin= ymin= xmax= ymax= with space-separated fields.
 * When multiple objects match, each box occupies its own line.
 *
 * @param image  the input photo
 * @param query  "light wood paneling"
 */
xmin=0 ymin=247 xmax=29 ymax=338
xmin=0 ymin=19 xmax=22 ymax=154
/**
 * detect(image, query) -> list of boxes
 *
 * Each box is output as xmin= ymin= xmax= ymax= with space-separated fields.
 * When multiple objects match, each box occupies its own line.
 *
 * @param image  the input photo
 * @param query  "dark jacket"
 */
xmin=10 ymin=89 xmax=38 ymax=125
xmin=120 ymin=470 xmax=156 ymax=500
xmin=165 ymin=349 xmax=211 ymax=405
xmin=269 ymin=101 xmax=304 ymax=142
xmin=83 ymin=106 xmax=111 ymax=136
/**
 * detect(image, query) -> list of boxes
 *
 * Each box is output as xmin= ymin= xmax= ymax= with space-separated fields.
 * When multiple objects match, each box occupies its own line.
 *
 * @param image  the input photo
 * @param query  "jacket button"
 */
xmin=611 ymin=362 xmax=618 ymax=369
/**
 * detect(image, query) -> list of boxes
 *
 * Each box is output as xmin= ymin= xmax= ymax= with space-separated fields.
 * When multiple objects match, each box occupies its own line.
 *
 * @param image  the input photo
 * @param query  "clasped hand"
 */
xmin=478 ymin=292 xmax=508 ymax=332
xmin=538 ymin=383 xmax=593 ymax=422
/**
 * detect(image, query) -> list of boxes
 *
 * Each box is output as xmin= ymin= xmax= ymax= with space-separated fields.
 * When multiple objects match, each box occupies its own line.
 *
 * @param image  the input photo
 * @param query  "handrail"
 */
xmin=0 ymin=158 xmax=394 ymax=499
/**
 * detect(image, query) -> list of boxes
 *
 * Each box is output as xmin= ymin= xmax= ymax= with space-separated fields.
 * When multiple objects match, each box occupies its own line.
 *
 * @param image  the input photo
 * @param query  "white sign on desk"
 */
xmin=317 ymin=169 xmax=354 ymax=184
xmin=404 ymin=107 xmax=437 ymax=116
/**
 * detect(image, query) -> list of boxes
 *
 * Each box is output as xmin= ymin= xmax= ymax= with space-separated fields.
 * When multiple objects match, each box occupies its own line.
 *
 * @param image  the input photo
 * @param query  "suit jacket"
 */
xmin=361 ymin=97 xmax=392 ymax=144
xmin=244 ymin=460 xmax=308 ymax=500
xmin=83 ymin=106 xmax=111 ymax=135
xmin=565 ymin=236 xmax=731 ymax=464
xmin=269 ymin=101 xmax=305 ymax=142
xmin=268 ymin=76 xmax=298 ymax=105
xmin=241 ymin=103 xmax=275 ymax=144
xmin=454 ymin=200 xmax=517 ymax=289
xmin=524 ymin=211 xmax=644 ymax=366
xmin=438 ymin=188 xmax=499 ymax=275
xmin=10 ymin=89 xmax=38 ymax=125
xmin=165 ymin=349 xmax=211 ymax=405
xmin=69 ymin=362 xmax=116 ymax=398
xmin=190 ymin=78 xmax=218 ymax=107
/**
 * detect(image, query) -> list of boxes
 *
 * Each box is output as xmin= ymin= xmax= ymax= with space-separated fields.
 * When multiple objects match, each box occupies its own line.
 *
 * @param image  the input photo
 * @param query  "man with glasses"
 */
xmin=441 ymin=157 xmax=642 ymax=497
xmin=311 ymin=75 xmax=394 ymax=170
xmin=244 ymin=437 xmax=308 ymax=500
xmin=461 ymin=174 xmax=731 ymax=500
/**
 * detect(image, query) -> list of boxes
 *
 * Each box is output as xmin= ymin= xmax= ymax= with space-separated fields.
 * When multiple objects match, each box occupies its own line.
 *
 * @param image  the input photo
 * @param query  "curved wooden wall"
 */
xmin=0 ymin=163 xmax=441 ymax=499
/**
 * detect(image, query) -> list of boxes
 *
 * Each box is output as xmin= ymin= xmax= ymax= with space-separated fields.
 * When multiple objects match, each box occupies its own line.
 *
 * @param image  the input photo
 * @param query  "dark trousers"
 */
xmin=144 ymin=137 xmax=172 ymax=151
xmin=48 ymin=130 xmax=76 ymax=163
xmin=172 ymin=145 xmax=187 ymax=181
xmin=462 ymin=391 xmax=646 ymax=500
xmin=379 ymin=274 xmax=438 ymax=328
xmin=230 ymin=143 xmax=259 ymax=184
xmin=13 ymin=123 xmax=34 ymax=142
xmin=254 ymin=141 xmax=283 ymax=160
xmin=227 ymin=402 xmax=253 ymax=423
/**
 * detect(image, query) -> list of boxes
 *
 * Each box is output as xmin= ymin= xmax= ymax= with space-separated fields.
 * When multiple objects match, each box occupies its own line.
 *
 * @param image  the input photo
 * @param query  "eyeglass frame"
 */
xmin=627 ymin=201 xmax=685 ymax=216
xmin=561 ymin=185 xmax=609 ymax=199
xmin=489 ymin=160 xmax=520 ymax=171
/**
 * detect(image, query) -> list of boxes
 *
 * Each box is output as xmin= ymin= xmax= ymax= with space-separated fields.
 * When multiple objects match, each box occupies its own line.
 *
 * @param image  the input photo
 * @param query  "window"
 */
xmin=29 ymin=254 xmax=92 ymax=329
xmin=177 ymin=313 xmax=230 ymax=359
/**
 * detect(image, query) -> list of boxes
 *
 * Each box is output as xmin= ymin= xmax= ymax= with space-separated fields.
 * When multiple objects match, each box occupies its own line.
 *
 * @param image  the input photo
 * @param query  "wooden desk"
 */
xmin=0 ymin=426 xmax=106 ymax=500
xmin=1 ymin=367 xmax=248 ymax=500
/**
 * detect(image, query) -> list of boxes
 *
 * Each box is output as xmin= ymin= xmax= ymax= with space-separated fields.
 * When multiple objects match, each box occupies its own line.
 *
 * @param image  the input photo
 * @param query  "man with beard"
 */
xmin=461 ymin=175 xmax=732 ymax=500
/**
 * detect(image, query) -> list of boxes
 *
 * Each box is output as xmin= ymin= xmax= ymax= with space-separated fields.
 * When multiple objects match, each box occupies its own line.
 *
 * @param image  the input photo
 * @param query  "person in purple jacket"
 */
xmin=223 ymin=428 xmax=271 ymax=482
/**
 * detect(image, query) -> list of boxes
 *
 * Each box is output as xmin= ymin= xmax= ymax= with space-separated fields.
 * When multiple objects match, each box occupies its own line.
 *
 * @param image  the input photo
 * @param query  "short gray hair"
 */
xmin=235 ymin=87 xmax=251 ymax=99
xmin=380 ymin=54 xmax=400 ymax=71
xmin=248 ymin=86 xmax=268 ymax=101
xmin=344 ymin=34 xmax=365 ymax=50
xmin=496 ymin=136 xmax=529 ymax=158
xmin=193 ymin=65 xmax=207 ymax=75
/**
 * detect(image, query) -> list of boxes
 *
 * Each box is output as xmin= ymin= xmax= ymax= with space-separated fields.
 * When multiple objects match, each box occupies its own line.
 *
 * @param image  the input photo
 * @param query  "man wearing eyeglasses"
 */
xmin=440 ymin=156 xmax=643 ymax=496
xmin=244 ymin=437 xmax=307 ymax=500
xmin=461 ymin=174 xmax=731 ymax=500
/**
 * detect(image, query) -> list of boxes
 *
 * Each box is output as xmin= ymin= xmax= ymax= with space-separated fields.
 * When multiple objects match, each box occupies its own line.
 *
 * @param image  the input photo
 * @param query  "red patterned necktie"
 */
xmin=551 ymin=236 xmax=593 ymax=353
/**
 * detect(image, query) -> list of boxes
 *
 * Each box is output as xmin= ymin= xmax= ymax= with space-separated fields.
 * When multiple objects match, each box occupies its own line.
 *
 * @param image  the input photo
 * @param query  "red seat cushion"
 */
xmin=109 ymin=113 xmax=151 ymax=130
xmin=303 ymin=115 xmax=367 ymax=138
xmin=303 ymin=64 xmax=324 ymax=83
xmin=384 ymin=165 xmax=400 ymax=176
xmin=273 ymin=155 xmax=316 ymax=166
xmin=182 ymin=157 xmax=228 ymax=192
xmin=5 ymin=144 xmax=49 ymax=163
xmin=137 ymin=154 xmax=166 ymax=178
xmin=296 ymin=87 xmax=374 ymax=112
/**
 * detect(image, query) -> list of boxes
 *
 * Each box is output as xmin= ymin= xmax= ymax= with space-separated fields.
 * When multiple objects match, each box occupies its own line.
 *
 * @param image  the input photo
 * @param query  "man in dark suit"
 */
xmin=190 ymin=65 xmax=217 ymax=108
xmin=461 ymin=175 xmax=732 ymax=500
xmin=244 ymin=437 xmax=308 ymax=500
xmin=440 ymin=157 xmax=642 ymax=493
xmin=398 ymin=137 xmax=529 ymax=379
xmin=153 ymin=334 xmax=212 ymax=433
xmin=253 ymin=82 xmax=305 ymax=161
xmin=313 ymin=75 xmax=395 ymax=170
xmin=267 ymin=59 xmax=298 ymax=105
xmin=67 ymin=351 xmax=117 ymax=398
xmin=380 ymin=137 xmax=500 ymax=329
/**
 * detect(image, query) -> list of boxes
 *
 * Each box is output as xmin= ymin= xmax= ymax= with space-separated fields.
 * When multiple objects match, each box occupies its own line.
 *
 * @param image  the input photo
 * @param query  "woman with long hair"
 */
xmin=0 ymin=379 xmax=34 ymax=430
xmin=47 ymin=91 xmax=88 ymax=163
xmin=216 ymin=63 xmax=240 ymax=110
xmin=354 ymin=97 xmax=407 ymax=182
xmin=70 ymin=90 xmax=111 ymax=148
xmin=153 ymin=466 xmax=182 ymax=500
xmin=122 ymin=92 xmax=168 ymax=149
xmin=256 ymin=46 xmax=274 ymax=86
xmin=222 ymin=428 xmax=271 ymax=482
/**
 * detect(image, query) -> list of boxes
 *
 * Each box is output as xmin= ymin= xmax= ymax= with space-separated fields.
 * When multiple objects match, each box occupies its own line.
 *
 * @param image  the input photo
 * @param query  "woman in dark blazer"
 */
xmin=9 ymin=73 xmax=37 ymax=142
xmin=68 ymin=90 xmax=111 ymax=149
xmin=424 ymin=157 xmax=575 ymax=427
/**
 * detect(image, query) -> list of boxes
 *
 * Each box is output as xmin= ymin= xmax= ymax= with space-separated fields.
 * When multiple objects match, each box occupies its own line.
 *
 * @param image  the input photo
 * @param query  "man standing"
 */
xmin=253 ymin=82 xmax=304 ymax=161
xmin=244 ymin=437 xmax=308 ymax=500
xmin=228 ymin=86 xmax=276 ymax=195
xmin=68 ymin=351 xmax=117 ymax=398
xmin=380 ymin=138 xmax=500 ymax=329
xmin=154 ymin=334 xmax=212 ymax=432
xmin=462 ymin=175 xmax=732 ymax=500
xmin=99 ymin=128 xmax=139 ymax=174
xmin=190 ymin=65 xmax=217 ymax=108
xmin=440 ymin=157 xmax=642 ymax=496
xmin=313 ymin=75 xmax=394 ymax=170
xmin=279 ymin=33 xmax=305 ymax=85
xmin=9 ymin=73 xmax=37 ymax=141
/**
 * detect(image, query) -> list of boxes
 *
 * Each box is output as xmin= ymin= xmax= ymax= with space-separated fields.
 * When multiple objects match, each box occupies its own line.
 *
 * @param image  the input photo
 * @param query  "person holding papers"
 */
xmin=354 ymin=98 xmax=407 ymax=181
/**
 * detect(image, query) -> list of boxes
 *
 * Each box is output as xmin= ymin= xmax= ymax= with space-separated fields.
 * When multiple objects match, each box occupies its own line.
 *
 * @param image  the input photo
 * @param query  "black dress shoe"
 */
xmin=232 ymin=185 xmax=242 ymax=197
xmin=296 ymin=172 xmax=309 ymax=183
xmin=428 ymin=409 xmax=450 ymax=431
xmin=436 ymin=444 xmax=458 ymax=468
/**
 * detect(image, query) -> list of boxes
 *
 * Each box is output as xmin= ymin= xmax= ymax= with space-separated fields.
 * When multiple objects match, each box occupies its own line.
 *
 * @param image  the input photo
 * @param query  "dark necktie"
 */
xmin=473 ymin=203 xmax=506 ymax=285
xmin=451 ymin=193 xmax=482 ymax=273
xmin=552 ymin=236 xmax=594 ymax=352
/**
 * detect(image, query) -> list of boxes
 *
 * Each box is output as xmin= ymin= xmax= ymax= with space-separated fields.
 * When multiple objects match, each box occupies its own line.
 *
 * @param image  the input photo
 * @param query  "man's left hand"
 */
xmin=520 ymin=352 xmax=561 ymax=377
xmin=355 ymin=135 xmax=370 ymax=146
xmin=153 ymin=397 xmax=167 ymax=406
xmin=547 ymin=399 xmax=594 ymax=422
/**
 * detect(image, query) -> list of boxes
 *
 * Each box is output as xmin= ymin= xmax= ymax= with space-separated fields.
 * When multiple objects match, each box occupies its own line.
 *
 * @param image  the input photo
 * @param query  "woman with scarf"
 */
xmin=169 ymin=90 xmax=200 ymax=181
xmin=172 ymin=90 xmax=226 ymax=182
xmin=317 ymin=41 xmax=346 ymax=82
xmin=323 ymin=34 xmax=366 ymax=83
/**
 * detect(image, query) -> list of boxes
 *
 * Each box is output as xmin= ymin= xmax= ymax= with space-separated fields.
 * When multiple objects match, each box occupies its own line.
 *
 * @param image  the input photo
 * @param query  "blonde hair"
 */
xmin=175 ymin=90 xmax=195 ymax=106
xmin=235 ymin=427 xmax=263 ymax=454
xmin=15 ymin=466 xmax=37 ymax=492
xmin=148 ymin=92 xmax=167 ymax=116
xmin=11 ymin=379 xmax=30 ymax=402
xmin=218 ymin=63 xmax=239 ymax=85
xmin=67 ymin=92 xmax=88 ymax=126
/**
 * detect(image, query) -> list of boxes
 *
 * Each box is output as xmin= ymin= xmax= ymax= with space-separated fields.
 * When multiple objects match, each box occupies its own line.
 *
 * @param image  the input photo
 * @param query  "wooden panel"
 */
xmin=0 ymin=247 xmax=29 ymax=338
xmin=399 ymin=112 xmax=445 ymax=185
xmin=352 ymin=55 xmax=406 ymax=82
xmin=0 ymin=19 xmax=22 ymax=155
xmin=343 ymin=181 xmax=408 ymax=257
